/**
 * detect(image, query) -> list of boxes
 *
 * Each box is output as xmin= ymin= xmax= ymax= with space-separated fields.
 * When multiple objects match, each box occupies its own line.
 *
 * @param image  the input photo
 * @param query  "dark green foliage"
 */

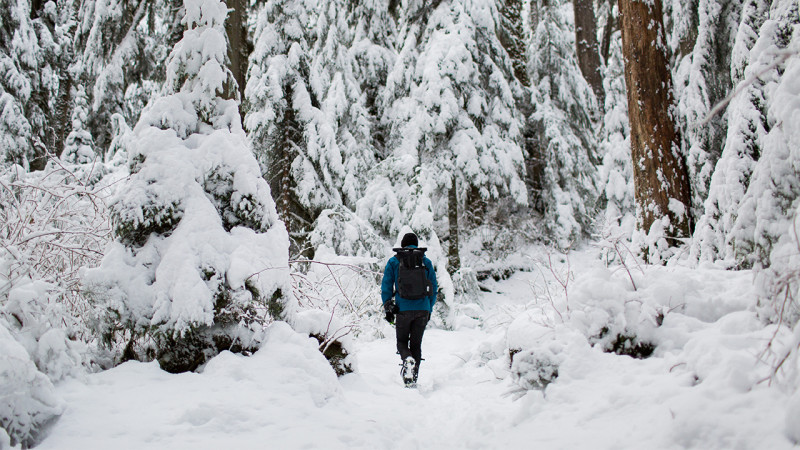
xmin=312 ymin=334 xmax=353 ymax=376
xmin=204 ymin=166 xmax=268 ymax=232
xmin=156 ymin=329 xmax=212 ymax=373
xmin=510 ymin=348 xmax=559 ymax=390
xmin=112 ymin=200 xmax=183 ymax=247
xmin=595 ymin=327 xmax=656 ymax=359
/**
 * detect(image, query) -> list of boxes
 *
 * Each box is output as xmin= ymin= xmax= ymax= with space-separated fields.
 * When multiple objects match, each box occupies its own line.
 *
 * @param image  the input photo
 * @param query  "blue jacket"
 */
xmin=381 ymin=246 xmax=438 ymax=312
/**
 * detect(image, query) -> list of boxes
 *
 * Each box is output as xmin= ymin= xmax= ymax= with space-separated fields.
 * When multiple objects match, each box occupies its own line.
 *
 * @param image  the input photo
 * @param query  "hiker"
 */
xmin=381 ymin=232 xmax=438 ymax=387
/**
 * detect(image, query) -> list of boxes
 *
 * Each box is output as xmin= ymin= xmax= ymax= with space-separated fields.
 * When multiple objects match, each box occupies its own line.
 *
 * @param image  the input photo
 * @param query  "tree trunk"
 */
xmin=573 ymin=0 xmax=604 ymax=106
xmin=497 ymin=0 xmax=529 ymax=86
xmin=600 ymin=0 xmax=616 ymax=64
xmin=54 ymin=75 xmax=72 ymax=158
xmin=224 ymin=0 xmax=249 ymax=114
xmin=619 ymin=0 xmax=692 ymax=244
xmin=448 ymin=177 xmax=461 ymax=274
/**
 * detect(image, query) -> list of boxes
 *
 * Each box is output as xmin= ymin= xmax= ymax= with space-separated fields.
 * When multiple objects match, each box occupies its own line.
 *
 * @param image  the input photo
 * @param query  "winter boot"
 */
xmin=401 ymin=356 xmax=416 ymax=387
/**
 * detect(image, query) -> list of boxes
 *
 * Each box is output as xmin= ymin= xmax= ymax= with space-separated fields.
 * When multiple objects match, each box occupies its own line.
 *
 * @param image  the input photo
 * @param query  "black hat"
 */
xmin=401 ymin=233 xmax=418 ymax=248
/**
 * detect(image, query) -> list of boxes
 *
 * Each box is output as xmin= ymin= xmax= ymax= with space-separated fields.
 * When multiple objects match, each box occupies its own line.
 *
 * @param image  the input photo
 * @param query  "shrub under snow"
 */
xmin=0 ymin=323 xmax=64 ymax=448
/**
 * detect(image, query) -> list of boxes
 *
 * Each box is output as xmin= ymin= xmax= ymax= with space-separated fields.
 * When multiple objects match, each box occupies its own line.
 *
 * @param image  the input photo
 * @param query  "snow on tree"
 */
xmin=0 ymin=322 xmax=64 ymax=449
xmin=348 ymin=0 xmax=398 ymax=158
xmin=74 ymin=0 xmax=175 ymax=155
xmin=356 ymin=0 xmax=528 ymax=322
xmin=597 ymin=22 xmax=634 ymax=235
xmin=691 ymin=0 xmax=771 ymax=264
xmin=381 ymin=0 xmax=527 ymax=232
xmin=0 ymin=0 xmax=59 ymax=171
xmin=496 ymin=0 xmax=529 ymax=87
xmin=310 ymin=0 xmax=381 ymax=209
xmin=245 ymin=0 xmax=342 ymax=258
xmin=1 ymin=162 xmax=106 ymax=379
xmin=61 ymin=85 xmax=96 ymax=164
xmin=619 ymin=0 xmax=693 ymax=261
xmin=671 ymin=0 xmax=741 ymax=222
xmin=526 ymin=0 xmax=599 ymax=248
xmin=83 ymin=0 xmax=290 ymax=373
xmin=729 ymin=0 xmax=800 ymax=270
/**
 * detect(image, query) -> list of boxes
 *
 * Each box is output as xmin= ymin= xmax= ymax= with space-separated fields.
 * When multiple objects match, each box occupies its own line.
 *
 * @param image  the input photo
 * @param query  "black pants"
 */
xmin=395 ymin=310 xmax=429 ymax=363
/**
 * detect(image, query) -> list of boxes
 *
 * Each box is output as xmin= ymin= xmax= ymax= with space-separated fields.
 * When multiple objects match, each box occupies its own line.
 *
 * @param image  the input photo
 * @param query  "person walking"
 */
xmin=381 ymin=232 xmax=438 ymax=387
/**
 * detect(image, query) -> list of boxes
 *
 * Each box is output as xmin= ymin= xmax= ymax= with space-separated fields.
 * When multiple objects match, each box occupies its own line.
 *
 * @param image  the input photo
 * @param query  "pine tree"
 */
xmin=728 ymin=0 xmax=800 ymax=269
xmin=297 ymin=0 xmax=392 ymax=258
xmin=84 ymin=0 xmax=290 ymax=372
xmin=377 ymin=0 xmax=528 ymax=251
xmin=497 ymin=0 xmax=529 ymax=87
xmin=348 ymin=0 xmax=397 ymax=159
xmin=598 ymin=18 xmax=635 ymax=233
xmin=526 ymin=0 xmax=599 ymax=247
xmin=691 ymin=0 xmax=770 ymax=263
xmin=619 ymin=0 xmax=692 ymax=258
xmin=245 ymin=0 xmax=336 ymax=259
xmin=0 ymin=0 xmax=59 ymax=171
xmin=672 ymin=0 xmax=741 ymax=222
xmin=74 ymin=0 xmax=176 ymax=156
xmin=61 ymin=85 xmax=96 ymax=164
xmin=310 ymin=0 xmax=378 ymax=210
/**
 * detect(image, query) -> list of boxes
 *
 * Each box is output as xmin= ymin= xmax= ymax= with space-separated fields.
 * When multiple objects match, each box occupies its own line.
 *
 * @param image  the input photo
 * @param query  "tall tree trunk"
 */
xmin=573 ymin=0 xmax=604 ymax=106
xmin=497 ymin=0 xmax=529 ymax=86
xmin=600 ymin=0 xmax=616 ymax=64
xmin=224 ymin=0 xmax=249 ymax=114
xmin=448 ymin=177 xmax=461 ymax=274
xmin=619 ymin=0 xmax=692 ymax=244
xmin=54 ymin=75 xmax=72 ymax=158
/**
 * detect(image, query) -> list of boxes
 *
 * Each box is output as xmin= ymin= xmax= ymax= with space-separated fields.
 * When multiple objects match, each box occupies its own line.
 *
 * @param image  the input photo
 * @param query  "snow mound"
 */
xmin=0 ymin=324 xmax=64 ymax=448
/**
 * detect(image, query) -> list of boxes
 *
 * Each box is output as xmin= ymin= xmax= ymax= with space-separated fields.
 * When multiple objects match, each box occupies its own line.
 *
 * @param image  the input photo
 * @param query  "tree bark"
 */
xmin=619 ymin=0 xmax=692 ymax=244
xmin=600 ymin=0 xmax=616 ymax=64
xmin=497 ymin=0 xmax=530 ymax=86
xmin=448 ymin=177 xmax=461 ymax=275
xmin=224 ymin=0 xmax=249 ymax=114
xmin=573 ymin=0 xmax=604 ymax=106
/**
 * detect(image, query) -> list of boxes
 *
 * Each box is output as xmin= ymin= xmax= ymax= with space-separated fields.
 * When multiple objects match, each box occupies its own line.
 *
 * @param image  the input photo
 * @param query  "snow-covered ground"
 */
xmin=35 ymin=249 xmax=798 ymax=449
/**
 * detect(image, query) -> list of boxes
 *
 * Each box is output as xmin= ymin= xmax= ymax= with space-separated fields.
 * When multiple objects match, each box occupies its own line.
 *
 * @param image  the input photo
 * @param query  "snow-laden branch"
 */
xmin=700 ymin=48 xmax=798 ymax=127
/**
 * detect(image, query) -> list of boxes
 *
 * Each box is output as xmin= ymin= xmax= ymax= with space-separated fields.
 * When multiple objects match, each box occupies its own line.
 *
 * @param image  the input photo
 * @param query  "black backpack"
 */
xmin=393 ymin=247 xmax=434 ymax=300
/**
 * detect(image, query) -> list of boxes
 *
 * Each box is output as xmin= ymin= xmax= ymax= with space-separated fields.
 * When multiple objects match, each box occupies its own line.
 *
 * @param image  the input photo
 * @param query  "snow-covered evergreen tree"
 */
xmin=245 ymin=0 xmax=340 ymax=258
xmin=356 ymin=0 xmax=529 ymax=322
xmin=672 ymin=0 xmax=741 ymax=222
xmin=348 ymin=0 xmax=397 ymax=158
xmin=597 ymin=21 xmax=634 ymax=235
xmin=376 ymin=0 xmax=527 ymax=232
xmin=728 ymin=0 xmax=800 ymax=269
xmin=0 ymin=0 xmax=59 ymax=171
xmin=311 ymin=0 xmax=381 ymax=209
xmin=526 ymin=0 xmax=599 ymax=247
xmin=84 ymin=0 xmax=290 ymax=373
xmin=61 ymin=85 xmax=96 ymax=164
xmin=74 ymin=0 xmax=175 ymax=155
xmin=691 ymin=0 xmax=771 ymax=263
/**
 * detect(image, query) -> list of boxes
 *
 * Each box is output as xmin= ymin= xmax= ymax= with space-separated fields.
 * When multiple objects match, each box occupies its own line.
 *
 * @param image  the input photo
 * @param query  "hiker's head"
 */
xmin=401 ymin=233 xmax=418 ymax=248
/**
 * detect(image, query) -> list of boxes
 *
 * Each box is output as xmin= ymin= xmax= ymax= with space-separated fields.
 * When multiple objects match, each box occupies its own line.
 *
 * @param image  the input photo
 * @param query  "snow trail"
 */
xmin=36 ymin=327 xmax=518 ymax=449
xmin=34 ymin=262 xmax=797 ymax=449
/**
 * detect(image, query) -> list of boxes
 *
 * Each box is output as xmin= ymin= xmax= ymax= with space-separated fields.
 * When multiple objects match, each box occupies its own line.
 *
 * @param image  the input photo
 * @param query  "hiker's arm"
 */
xmin=381 ymin=260 xmax=395 ymax=305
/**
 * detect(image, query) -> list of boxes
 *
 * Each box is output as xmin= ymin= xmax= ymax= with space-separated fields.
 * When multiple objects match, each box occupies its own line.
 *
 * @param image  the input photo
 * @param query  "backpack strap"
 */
xmin=393 ymin=247 xmax=427 ymax=268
